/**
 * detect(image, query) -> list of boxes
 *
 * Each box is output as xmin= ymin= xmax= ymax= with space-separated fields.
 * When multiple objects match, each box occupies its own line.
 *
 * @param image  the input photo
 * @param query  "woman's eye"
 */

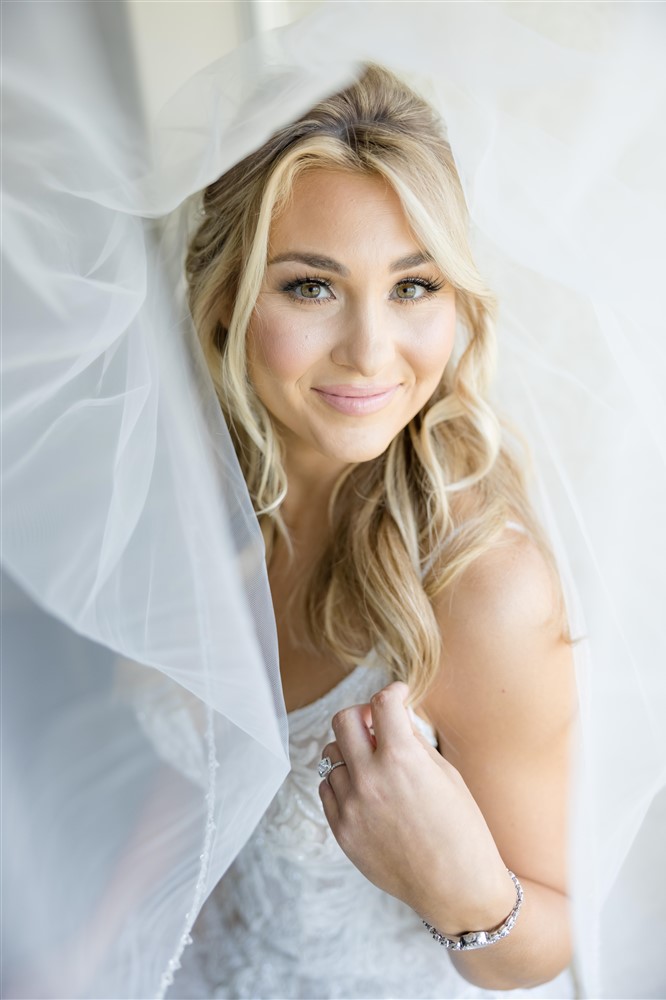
xmin=287 ymin=281 xmax=332 ymax=301
xmin=391 ymin=277 xmax=444 ymax=302
xmin=394 ymin=281 xmax=424 ymax=300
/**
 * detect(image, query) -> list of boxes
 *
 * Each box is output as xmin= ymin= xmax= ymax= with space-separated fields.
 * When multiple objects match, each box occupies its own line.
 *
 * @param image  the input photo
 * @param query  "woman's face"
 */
xmin=247 ymin=168 xmax=456 ymax=474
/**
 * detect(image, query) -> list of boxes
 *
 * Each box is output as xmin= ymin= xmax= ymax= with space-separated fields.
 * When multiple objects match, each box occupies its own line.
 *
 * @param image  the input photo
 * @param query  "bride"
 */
xmin=3 ymin=3 xmax=664 ymax=998
xmin=168 ymin=64 xmax=576 ymax=998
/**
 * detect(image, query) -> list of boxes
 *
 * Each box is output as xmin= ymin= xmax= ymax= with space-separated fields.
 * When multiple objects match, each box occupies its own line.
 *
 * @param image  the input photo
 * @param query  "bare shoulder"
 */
xmin=421 ymin=527 xmax=577 ymax=755
xmin=435 ymin=525 xmax=567 ymax=650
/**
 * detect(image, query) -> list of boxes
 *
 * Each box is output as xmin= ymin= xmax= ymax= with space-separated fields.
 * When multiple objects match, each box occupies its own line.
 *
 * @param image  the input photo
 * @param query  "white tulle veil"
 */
xmin=2 ymin=2 xmax=665 ymax=997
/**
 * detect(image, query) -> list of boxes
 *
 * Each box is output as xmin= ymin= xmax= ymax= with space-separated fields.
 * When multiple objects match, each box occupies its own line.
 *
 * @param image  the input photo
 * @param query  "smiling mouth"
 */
xmin=312 ymin=385 xmax=400 ymax=415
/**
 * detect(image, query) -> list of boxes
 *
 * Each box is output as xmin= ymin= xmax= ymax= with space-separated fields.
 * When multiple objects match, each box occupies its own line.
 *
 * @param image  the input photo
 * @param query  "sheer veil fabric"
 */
xmin=2 ymin=2 xmax=665 ymax=997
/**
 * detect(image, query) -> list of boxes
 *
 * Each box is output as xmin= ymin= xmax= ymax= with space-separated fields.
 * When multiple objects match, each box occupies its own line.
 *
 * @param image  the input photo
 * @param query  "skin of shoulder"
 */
xmin=419 ymin=528 xmax=577 ymax=896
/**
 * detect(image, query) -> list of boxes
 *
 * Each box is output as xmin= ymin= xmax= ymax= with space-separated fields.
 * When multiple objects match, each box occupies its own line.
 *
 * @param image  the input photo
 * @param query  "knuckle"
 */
xmin=370 ymin=689 xmax=389 ymax=711
xmin=331 ymin=708 xmax=350 ymax=731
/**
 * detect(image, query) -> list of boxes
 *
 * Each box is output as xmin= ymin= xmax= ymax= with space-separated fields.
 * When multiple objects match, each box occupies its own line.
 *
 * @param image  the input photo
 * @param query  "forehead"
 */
xmin=268 ymin=168 xmax=421 ymax=262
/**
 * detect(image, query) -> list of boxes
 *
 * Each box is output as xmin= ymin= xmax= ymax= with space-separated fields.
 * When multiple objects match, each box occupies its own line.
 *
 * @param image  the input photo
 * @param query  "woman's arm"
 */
xmin=423 ymin=529 xmax=576 ymax=988
xmin=319 ymin=528 xmax=576 ymax=991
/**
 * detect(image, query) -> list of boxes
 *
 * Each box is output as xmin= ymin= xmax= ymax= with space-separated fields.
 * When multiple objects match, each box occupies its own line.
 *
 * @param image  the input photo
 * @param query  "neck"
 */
xmin=280 ymin=453 xmax=348 ymax=542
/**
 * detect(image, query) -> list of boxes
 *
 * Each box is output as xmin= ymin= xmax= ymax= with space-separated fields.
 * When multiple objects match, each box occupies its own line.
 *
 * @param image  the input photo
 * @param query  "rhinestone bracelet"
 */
xmin=423 ymin=869 xmax=524 ymax=951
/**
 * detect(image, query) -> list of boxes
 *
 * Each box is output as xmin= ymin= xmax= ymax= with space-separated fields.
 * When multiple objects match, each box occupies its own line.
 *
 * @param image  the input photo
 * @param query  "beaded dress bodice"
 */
xmin=165 ymin=656 xmax=576 ymax=1000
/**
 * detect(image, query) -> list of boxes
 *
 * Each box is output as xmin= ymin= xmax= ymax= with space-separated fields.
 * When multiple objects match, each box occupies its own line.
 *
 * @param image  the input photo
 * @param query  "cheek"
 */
xmin=248 ymin=311 xmax=322 ymax=381
xmin=405 ymin=307 xmax=457 ymax=376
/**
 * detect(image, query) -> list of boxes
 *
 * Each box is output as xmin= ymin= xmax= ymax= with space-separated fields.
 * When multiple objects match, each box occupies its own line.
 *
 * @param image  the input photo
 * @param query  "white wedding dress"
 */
xmin=140 ymin=655 xmax=575 ymax=1000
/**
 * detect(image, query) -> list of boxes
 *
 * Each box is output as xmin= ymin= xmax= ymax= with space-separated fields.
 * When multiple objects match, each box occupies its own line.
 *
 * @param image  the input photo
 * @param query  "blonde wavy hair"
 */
xmin=186 ymin=65 xmax=567 ymax=703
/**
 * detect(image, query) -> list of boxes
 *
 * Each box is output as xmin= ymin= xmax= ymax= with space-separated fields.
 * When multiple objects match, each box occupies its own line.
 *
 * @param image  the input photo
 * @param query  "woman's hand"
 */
xmin=318 ymin=680 xmax=516 ymax=936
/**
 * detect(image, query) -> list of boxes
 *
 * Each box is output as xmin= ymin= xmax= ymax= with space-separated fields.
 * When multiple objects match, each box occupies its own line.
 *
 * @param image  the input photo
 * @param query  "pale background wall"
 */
xmin=127 ymin=0 xmax=322 ymax=120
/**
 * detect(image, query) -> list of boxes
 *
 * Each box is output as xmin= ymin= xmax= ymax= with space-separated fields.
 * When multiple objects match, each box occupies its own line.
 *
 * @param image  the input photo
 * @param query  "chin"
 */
xmin=318 ymin=431 xmax=398 ymax=465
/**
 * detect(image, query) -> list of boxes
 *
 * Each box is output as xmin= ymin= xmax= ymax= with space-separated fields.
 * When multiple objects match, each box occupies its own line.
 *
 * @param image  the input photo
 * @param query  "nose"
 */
xmin=330 ymin=301 xmax=396 ymax=376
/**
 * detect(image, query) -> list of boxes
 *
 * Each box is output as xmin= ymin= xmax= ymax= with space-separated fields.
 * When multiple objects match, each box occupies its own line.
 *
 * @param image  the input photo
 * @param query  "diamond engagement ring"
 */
xmin=318 ymin=756 xmax=347 ymax=779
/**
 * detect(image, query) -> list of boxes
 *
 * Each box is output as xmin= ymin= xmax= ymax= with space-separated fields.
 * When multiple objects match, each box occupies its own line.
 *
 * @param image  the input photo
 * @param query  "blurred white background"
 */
xmin=127 ymin=0 xmax=322 ymax=119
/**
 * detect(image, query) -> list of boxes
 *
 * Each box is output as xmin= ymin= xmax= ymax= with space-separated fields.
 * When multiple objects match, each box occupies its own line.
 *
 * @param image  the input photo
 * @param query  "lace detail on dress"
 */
xmin=169 ymin=654 xmax=575 ymax=1000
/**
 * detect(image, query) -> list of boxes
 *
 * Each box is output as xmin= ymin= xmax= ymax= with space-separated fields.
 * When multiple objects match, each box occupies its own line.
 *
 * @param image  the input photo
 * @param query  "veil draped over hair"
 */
xmin=2 ymin=2 xmax=665 ymax=997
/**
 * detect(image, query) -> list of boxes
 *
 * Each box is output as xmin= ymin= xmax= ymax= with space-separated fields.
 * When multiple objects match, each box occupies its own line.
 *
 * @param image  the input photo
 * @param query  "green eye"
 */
xmin=299 ymin=282 xmax=325 ymax=298
xmin=392 ymin=276 xmax=444 ymax=301
xmin=283 ymin=279 xmax=333 ymax=301
xmin=395 ymin=282 xmax=422 ymax=300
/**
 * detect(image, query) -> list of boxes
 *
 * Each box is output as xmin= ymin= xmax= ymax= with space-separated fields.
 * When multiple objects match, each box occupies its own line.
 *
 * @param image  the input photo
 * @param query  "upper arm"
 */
xmin=420 ymin=530 xmax=577 ymax=895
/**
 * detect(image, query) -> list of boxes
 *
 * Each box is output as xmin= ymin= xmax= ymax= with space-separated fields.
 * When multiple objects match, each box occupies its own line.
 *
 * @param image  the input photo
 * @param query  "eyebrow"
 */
xmin=268 ymin=252 xmax=349 ymax=275
xmin=267 ymin=250 xmax=435 ymax=275
xmin=390 ymin=251 xmax=436 ymax=272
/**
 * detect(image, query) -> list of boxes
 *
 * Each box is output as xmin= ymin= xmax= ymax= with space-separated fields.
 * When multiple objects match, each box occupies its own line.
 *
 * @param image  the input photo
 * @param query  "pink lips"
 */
xmin=312 ymin=384 xmax=400 ymax=415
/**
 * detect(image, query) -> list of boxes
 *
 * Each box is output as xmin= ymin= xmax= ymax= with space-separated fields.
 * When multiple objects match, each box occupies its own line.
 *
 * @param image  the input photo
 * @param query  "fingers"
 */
xmin=318 ymin=774 xmax=340 ymax=826
xmin=330 ymin=704 xmax=375 ymax=778
xmin=407 ymin=712 xmax=445 ymax=765
xmin=318 ymin=740 xmax=349 ymax=829
xmin=367 ymin=681 xmax=415 ymax=750
xmin=319 ymin=740 xmax=351 ymax=791
xmin=325 ymin=683 xmax=438 ymax=795
xmin=361 ymin=701 xmax=442 ymax=761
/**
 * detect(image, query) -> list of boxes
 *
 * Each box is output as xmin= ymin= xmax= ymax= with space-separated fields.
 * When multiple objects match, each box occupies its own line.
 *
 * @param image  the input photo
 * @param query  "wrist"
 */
xmin=456 ymin=866 xmax=519 ymax=936
xmin=422 ymin=869 xmax=523 ymax=951
xmin=418 ymin=858 xmax=517 ymax=937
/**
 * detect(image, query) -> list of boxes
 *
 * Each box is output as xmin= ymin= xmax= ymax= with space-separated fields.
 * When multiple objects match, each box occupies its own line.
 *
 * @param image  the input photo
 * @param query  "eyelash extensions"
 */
xmin=280 ymin=274 xmax=333 ymax=303
xmin=280 ymin=274 xmax=446 ymax=304
xmin=394 ymin=276 xmax=446 ymax=300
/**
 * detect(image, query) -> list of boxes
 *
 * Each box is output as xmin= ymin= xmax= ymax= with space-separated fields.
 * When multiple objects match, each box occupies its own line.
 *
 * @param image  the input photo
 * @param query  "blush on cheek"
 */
xmin=408 ymin=313 xmax=456 ymax=374
xmin=247 ymin=317 xmax=318 ymax=380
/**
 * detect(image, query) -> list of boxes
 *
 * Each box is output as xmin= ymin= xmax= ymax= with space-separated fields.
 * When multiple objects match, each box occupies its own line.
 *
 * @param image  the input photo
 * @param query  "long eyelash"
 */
xmin=279 ymin=273 xmax=446 ymax=304
xmin=280 ymin=274 xmax=331 ymax=294
xmin=399 ymin=275 xmax=446 ymax=294
xmin=390 ymin=275 xmax=447 ymax=307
